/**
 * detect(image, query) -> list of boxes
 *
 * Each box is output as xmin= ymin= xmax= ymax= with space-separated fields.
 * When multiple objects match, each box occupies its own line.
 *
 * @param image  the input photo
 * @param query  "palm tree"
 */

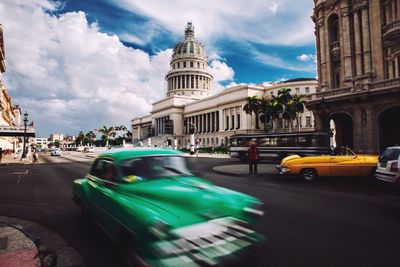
xmin=243 ymin=96 xmax=261 ymax=131
xmin=85 ymin=131 xmax=96 ymax=145
xmin=287 ymin=95 xmax=306 ymax=131
xmin=259 ymin=98 xmax=273 ymax=132
xmin=76 ymin=131 xmax=85 ymax=146
xmin=115 ymin=125 xmax=129 ymax=145
xmin=97 ymin=126 xmax=116 ymax=147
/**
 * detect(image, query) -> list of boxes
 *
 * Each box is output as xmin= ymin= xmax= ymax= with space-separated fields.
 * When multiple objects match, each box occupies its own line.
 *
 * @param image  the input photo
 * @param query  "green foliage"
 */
xmin=243 ymin=88 xmax=306 ymax=132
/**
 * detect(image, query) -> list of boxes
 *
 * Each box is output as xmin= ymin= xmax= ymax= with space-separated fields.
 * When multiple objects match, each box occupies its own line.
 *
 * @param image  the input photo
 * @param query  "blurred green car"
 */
xmin=72 ymin=148 xmax=264 ymax=267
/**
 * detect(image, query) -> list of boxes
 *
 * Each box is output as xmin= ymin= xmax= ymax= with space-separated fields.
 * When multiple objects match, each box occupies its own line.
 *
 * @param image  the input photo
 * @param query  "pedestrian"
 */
xmin=33 ymin=150 xmax=39 ymax=164
xmin=0 ymin=147 xmax=3 ymax=163
xmin=248 ymin=142 xmax=259 ymax=175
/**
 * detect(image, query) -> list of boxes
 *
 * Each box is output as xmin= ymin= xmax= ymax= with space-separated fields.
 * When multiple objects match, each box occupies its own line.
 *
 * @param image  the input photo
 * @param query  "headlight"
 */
xmin=243 ymin=202 xmax=264 ymax=217
xmin=148 ymin=220 xmax=170 ymax=239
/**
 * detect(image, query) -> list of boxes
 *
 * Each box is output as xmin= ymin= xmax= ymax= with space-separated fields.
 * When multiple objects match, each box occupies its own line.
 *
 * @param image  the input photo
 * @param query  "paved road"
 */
xmin=1 ymin=151 xmax=400 ymax=266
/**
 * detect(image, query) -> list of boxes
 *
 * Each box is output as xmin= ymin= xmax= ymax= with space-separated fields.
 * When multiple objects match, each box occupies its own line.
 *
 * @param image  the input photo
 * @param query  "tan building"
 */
xmin=132 ymin=23 xmax=318 ymax=148
xmin=308 ymin=0 xmax=400 ymax=153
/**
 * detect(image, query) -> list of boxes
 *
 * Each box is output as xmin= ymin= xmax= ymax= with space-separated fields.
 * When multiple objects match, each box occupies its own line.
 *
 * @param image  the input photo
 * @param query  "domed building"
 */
xmin=132 ymin=23 xmax=319 ymax=148
xmin=166 ymin=22 xmax=213 ymax=98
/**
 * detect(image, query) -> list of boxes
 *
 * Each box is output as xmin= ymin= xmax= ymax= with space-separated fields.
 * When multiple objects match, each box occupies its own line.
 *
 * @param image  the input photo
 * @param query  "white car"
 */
xmin=375 ymin=146 xmax=400 ymax=185
xmin=84 ymin=146 xmax=95 ymax=153
xmin=50 ymin=148 xmax=61 ymax=156
xmin=76 ymin=146 xmax=84 ymax=152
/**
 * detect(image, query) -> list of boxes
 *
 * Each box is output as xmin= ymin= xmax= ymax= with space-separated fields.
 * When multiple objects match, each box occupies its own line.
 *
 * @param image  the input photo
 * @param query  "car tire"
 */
xmin=301 ymin=168 xmax=317 ymax=182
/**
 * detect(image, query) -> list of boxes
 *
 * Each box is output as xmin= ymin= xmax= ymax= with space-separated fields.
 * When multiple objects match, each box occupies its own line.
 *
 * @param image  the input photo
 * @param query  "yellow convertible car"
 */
xmin=276 ymin=147 xmax=378 ymax=182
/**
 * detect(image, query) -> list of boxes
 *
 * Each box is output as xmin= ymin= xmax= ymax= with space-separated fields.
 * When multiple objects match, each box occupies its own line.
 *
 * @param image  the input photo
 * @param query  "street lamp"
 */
xmin=188 ymin=122 xmax=197 ymax=154
xmin=22 ymin=112 xmax=29 ymax=159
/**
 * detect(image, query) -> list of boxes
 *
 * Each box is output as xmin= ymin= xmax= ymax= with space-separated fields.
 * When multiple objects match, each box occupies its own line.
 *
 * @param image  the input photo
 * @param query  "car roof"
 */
xmin=384 ymin=146 xmax=400 ymax=150
xmin=97 ymin=147 xmax=183 ymax=162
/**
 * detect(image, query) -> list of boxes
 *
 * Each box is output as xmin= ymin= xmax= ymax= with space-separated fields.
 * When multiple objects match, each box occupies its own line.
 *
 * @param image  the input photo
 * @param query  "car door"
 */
xmin=329 ymin=148 xmax=360 ymax=176
xmin=87 ymin=158 xmax=121 ymax=237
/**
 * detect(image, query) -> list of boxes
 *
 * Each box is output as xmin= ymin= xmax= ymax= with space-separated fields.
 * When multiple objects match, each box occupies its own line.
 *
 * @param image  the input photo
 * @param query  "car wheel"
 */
xmin=301 ymin=168 xmax=317 ymax=182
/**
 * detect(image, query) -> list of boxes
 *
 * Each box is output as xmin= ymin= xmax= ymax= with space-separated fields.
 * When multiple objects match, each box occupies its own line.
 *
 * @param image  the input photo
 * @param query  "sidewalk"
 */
xmin=0 ymin=154 xmax=32 ymax=166
xmin=0 ymin=216 xmax=83 ymax=267
xmin=0 ymin=219 xmax=40 ymax=267
xmin=213 ymin=163 xmax=278 ymax=176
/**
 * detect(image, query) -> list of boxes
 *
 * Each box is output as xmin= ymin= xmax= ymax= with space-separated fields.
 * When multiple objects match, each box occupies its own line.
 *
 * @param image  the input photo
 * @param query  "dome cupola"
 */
xmin=165 ymin=22 xmax=213 ymax=98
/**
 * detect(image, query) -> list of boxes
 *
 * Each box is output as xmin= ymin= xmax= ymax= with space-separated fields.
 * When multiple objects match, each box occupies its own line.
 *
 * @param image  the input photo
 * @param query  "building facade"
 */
xmin=0 ymin=23 xmax=22 ymax=150
xmin=132 ymin=23 xmax=318 ymax=149
xmin=309 ymin=0 xmax=400 ymax=153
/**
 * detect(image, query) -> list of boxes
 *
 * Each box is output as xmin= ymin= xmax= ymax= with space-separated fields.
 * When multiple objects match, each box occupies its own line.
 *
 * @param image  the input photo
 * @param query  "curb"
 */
xmin=0 ymin=216 xmax=84 ymax=267
xmin=212 ymin=164 xmax=280 ymax=177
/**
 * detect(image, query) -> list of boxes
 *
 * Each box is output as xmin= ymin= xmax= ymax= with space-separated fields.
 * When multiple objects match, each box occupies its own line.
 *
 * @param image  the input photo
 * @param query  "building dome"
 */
xmin=172 ymin=23 xmax=206 ymax=60
xmin=165 ymin=22 xmax=213 ymax=98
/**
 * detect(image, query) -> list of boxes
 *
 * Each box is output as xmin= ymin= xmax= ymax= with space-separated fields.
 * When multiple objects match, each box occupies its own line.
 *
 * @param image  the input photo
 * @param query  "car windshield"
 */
xmin=379 ymin=148 xmax=400 ymax=162
xmin=120 ymin=156 xmax=194 ymax=180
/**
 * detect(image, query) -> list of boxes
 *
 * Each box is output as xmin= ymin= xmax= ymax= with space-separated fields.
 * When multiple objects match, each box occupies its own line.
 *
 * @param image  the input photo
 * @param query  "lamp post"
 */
xmin=188 ymin=122 xmax=197 ymax=154
xmin=22 ymin=112 xmax=29 ymax=159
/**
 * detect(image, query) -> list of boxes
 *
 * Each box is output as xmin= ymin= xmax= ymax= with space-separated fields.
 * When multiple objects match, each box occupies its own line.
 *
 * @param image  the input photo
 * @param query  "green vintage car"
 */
xmin=72 ymin=148 xmax=264 ymax=266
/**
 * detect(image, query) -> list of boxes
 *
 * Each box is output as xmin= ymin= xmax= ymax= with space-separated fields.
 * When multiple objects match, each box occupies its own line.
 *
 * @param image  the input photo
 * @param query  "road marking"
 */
xmin=12 ymin=170 xmax=29 ymax=175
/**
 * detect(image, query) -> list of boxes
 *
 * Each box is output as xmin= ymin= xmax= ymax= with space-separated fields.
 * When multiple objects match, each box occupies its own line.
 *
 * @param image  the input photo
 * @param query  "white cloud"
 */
xmin=297 ymin=54 xmax=316 ymax=62
xmin=0 ymin=0 xmax=174 ymax=136
xmin=0 ymin=0 xmax=239 ymax=136
xmin=208 ymin=60 xmax=235 ymax=93
xmin=111 ymin=0 xmax=314 ymax=46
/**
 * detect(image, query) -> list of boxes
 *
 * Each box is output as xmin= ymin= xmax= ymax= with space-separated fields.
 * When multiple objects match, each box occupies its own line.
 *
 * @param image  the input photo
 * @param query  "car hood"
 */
xmin=115 ymin=177 xmax=248 ymax=228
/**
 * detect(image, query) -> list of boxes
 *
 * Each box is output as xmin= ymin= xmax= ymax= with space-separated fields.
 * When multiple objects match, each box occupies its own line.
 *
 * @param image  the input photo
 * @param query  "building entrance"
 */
xmin=331 ymin=113 xmax=353 ymax=149
xmin=379 ymin=106 xmax=400 ymax=152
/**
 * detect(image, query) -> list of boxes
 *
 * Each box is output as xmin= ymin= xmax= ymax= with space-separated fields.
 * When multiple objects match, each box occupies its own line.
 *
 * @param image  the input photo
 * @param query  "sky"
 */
xmin=0 ymin=0 xmax=317 ymax=137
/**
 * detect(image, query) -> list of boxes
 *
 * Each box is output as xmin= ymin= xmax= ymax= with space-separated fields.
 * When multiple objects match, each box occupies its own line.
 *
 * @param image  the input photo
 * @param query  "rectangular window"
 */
xmin=183 ymin=62 xmax=186 ymax=68
xmin=236 ymin=114 xmax=241 ymax=129
xmin=190 ymin=61 xmax=193 ymax=68
xmin=225 ymin=116 xmax=229 ymax=130
xmin=305 ymin=87 xmax=310 ymax=93
xmin=295 ymin=87 xmax=300 ymax=94
xmin=231 ymin=115 xmax=235 ymax=130
xmin=306 ymin=116 xmax=312 ymax=127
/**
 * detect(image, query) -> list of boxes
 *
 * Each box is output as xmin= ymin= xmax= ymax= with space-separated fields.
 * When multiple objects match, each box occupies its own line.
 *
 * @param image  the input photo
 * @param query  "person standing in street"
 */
xmin=0 ymin=147 xmax=3 ymax=163
xmin=248 ymin=142 xmax=259 ymax=175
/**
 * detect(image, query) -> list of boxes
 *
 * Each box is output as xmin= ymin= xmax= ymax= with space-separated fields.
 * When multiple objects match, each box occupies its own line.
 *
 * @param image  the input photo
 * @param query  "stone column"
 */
xmin=318 ymin=19 xmax=328 ymax=89
xmin=361 ymin=8 xmax=372 ymax=75
xmin=354 ymin=10 xmax=363 ymax=76
xmin=341 ymin=7 xmax=354 ymax=80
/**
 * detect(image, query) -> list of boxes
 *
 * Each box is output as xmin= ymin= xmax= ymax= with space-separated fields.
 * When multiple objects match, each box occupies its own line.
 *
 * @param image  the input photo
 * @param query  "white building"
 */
xmin=49 ymin=133 xmax=64 ymax=142
xmin=132 ymin=23 xmax=318 ymax=148
xmin=34 ymin=138 xmax=49 ymax=148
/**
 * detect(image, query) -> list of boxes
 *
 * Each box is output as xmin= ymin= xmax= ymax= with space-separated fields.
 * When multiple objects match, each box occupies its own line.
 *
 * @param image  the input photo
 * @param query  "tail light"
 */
xmin=390 ymin=161 xmax=399 ymax=172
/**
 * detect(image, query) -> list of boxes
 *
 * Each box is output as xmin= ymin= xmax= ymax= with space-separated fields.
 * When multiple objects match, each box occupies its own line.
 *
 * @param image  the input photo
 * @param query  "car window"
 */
xmin=120 ymin=156 xmax=193 ymax=180
xmin=380 ymin=148 xmax=400 ymax=162
xmin=90 ymin=159 xmax=117 ymax=182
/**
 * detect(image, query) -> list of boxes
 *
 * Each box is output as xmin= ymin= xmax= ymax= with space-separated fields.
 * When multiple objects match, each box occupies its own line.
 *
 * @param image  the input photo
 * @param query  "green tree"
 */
xmin=75 ymin=131 xmax=85 ymax=146
xmin=243 ymin=96 xmax=261 ymax=130
xmin=85 ymin=131 xmax=96 ymax=145
xmin=97 ymin=126 xmax=116 ymax=147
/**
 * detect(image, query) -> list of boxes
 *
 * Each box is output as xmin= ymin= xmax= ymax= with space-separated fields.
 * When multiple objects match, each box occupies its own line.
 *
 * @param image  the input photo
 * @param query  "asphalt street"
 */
xmin=1 ymin=152 xmax=400 ymax=267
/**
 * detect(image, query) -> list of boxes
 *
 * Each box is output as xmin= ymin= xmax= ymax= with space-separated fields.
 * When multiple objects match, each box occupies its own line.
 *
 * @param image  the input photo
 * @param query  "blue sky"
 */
xmin=0 ymin=0 xmax=317 ymax=137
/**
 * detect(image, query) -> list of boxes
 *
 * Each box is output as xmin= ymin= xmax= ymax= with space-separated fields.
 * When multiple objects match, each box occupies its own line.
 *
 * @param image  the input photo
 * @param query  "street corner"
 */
xmin=0 ymin=216 xmax=84 ymax=267
xmin=0 ymin=222 xmax=40 ymax=267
